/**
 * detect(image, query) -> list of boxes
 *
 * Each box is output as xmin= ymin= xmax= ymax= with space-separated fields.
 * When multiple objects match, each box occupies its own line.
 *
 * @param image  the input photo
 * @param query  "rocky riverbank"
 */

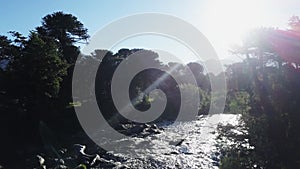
xmin=2 ymin=114 xmax=240 ymax=169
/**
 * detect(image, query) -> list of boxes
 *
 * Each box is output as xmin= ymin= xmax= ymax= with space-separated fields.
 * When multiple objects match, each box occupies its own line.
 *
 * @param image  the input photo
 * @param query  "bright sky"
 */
xmin=1 ymin=0 xmax=300 ymax=63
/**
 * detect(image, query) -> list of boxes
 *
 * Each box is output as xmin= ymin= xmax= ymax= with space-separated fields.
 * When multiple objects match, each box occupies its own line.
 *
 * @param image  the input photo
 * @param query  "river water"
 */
xmin=94 ymin=114 xmax=240 ymax=169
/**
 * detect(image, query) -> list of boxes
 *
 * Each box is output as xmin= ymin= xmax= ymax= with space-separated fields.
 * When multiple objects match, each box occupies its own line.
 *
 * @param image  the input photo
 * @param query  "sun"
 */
xmin=203 ymin=0 xmax=266 ymax=49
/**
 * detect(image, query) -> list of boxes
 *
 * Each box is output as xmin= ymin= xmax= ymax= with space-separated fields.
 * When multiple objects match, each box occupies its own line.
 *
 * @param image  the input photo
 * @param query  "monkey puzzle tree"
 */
xmin=36 ymin=12 xmax=90 ymax=109
xmin=36 ymin=11 xmax=89 ymax=64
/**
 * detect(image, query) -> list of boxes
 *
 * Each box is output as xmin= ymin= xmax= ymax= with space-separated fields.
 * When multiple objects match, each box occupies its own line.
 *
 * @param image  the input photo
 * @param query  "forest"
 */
xmin=1 ymin=12 xmax=300 ymax=169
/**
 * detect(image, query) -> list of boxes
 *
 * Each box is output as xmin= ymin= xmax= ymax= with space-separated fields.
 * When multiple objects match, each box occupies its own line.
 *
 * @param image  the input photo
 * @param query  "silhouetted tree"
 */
xmin=221 ymin=16 xmax=300 ymax=169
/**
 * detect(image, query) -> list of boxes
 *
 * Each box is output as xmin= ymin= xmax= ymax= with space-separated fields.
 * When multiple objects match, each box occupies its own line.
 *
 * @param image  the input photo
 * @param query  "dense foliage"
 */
xmin=220 ymin=17 xmax=300 ymax=169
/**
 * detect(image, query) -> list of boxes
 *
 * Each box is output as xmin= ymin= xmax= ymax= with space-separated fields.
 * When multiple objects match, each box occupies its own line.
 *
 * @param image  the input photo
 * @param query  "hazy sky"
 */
xmin=1 ymin=0 xmax=300 ymax=63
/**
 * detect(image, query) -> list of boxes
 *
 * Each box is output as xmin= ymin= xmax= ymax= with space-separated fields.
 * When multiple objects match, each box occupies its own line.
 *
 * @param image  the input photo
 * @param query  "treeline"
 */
xmin=0 ymin=12 xmax=89 ymax=164
xmin=0 ymin=12 xmax=212 ymax=165
xmin=220 ymin=16 xmax=300 ymax=169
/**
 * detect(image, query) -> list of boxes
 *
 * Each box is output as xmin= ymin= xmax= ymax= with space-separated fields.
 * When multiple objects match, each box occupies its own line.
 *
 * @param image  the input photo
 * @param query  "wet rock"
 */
xmin=140 ymin=124 xmax=163 ymax=137
xmin=73 ymin=144 xmax=87 ymax=157
xmin=118 ymin=165 xmax=130 ymax=169
xmin=18 ymin=114 xmax=239 ymax=169
xmin=36 ymin=155 xmax=46 ymax=169
xmin=112 ymin=161 xmax=131 ymax=169
xmin=143 ymin=126 xmax=161 ymax=135
xmin=73 ymin=144 xmax=119 ymax=168
xmin=120 ymin=123 xmax=163 ymax=137
xmin=101 ymin=152 xmax=127 ymax=163
xmin=169 ymin=138 xmax=185 ymax=146
xmin=73 ymin=144 xmax=103 ymax=166
xmin=96 ymin=158 xmax=116 ymax=168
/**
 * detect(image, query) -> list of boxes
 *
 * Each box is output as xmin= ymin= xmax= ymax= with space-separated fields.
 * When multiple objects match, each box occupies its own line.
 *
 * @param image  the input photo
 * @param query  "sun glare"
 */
xmin=204 ymin=0 xmax=266 ymax=48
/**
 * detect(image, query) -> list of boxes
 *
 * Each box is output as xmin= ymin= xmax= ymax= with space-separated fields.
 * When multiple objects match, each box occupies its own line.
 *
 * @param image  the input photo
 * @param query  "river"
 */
xmin=93 ymin=114 xmax=241 ymax=169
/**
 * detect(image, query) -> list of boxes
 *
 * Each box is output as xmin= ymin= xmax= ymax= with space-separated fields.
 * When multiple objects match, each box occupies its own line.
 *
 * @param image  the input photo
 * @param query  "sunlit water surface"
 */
xmin=94 ymin=114 xmax=240 ymax=169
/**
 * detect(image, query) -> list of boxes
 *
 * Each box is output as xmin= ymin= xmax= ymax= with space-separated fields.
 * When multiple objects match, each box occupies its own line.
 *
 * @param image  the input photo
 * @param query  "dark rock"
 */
xmin=163 ymin=151 xmax=180 ymax=155
xmin=119 ymin=123 xmax=163 ymax=138
xmin=130 ymin=125 xmax=145 ymax=134
xmin=214 ymin=151 xmax=220 ymax=156
xmin=170 ymin=151 xmax=179 ymax=155
xmin=175 ymin=139 xmax=185 ymax=146
xmin=169 ymin=139 xmax=185 ymax=146
xmin=211 ymin=155 xmax=219 ymax=162
xmin=212 ymin=161 xmax=219 ymax=166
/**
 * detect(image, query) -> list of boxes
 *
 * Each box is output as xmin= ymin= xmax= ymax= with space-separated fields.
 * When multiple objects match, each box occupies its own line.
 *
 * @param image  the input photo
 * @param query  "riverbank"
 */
xmin=2 ymin=114 xmax=240 ymax=169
